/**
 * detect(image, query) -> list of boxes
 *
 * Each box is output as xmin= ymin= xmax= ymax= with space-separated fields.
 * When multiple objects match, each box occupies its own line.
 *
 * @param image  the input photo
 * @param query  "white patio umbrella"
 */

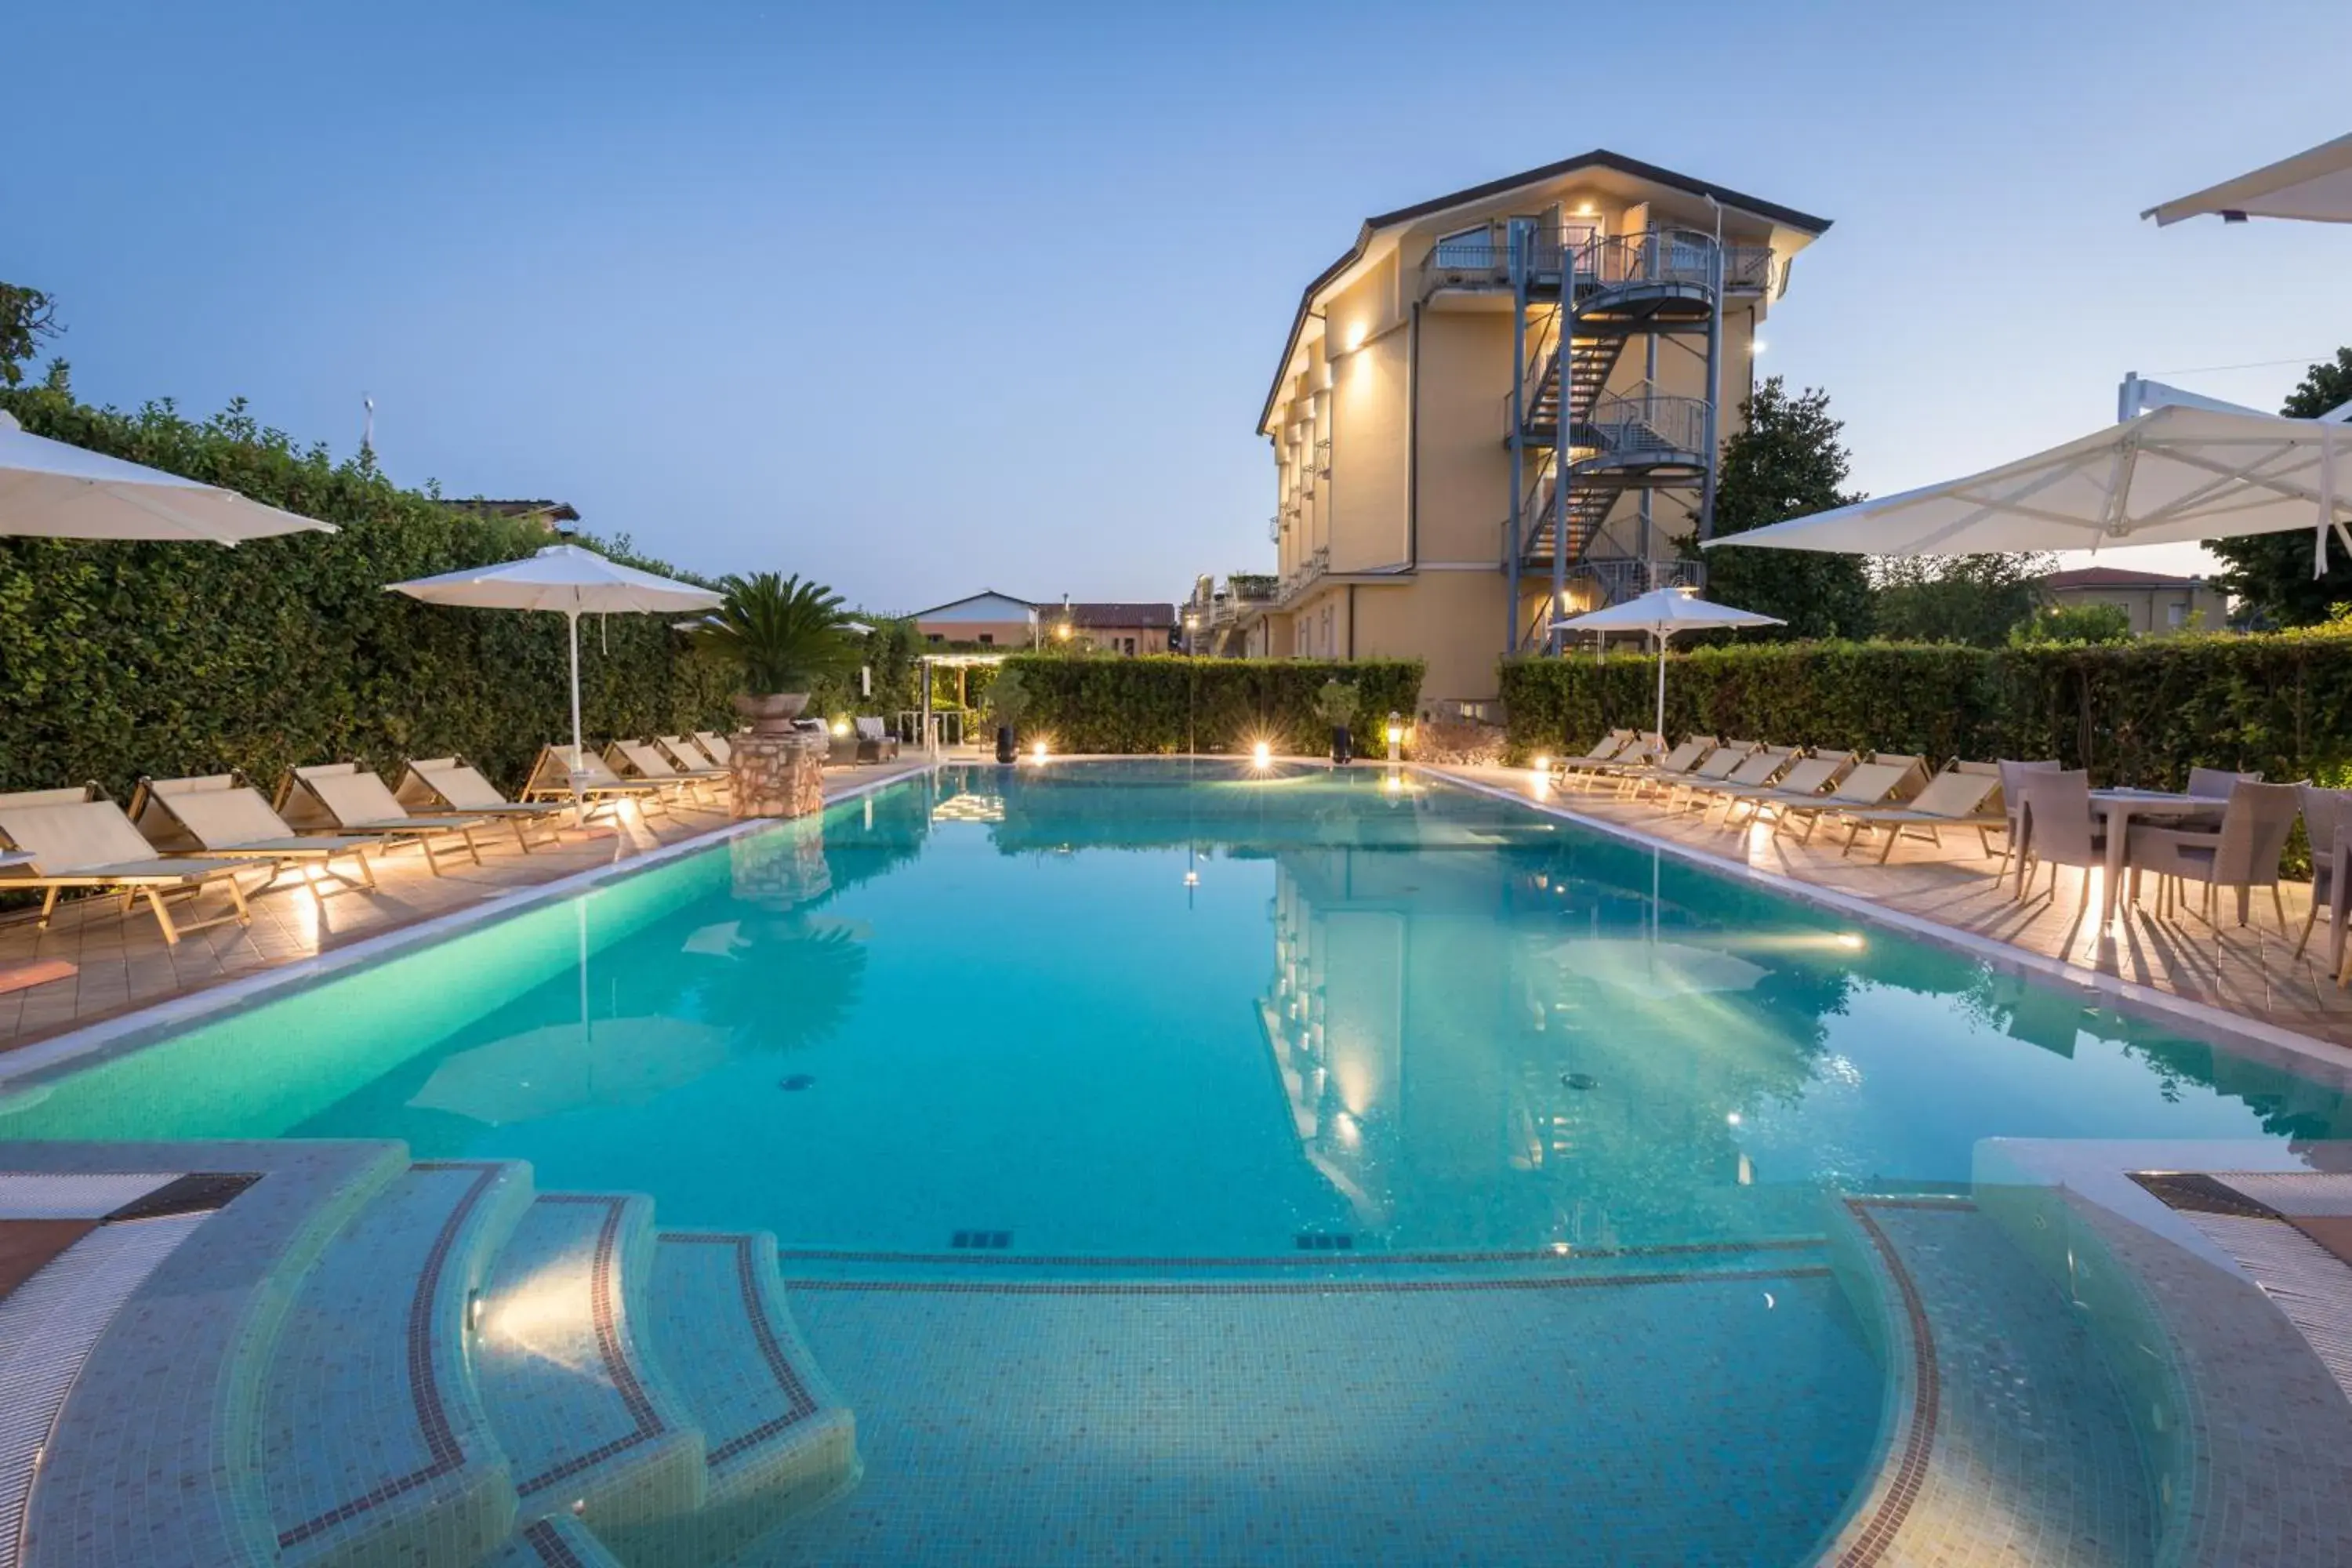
xmin=1551 ymin=586 xmax=1784 ymax=738
xmin=0 ymin=408 xmax=334 ymax=543
xmin=2143 ymin=131 xmax=2352 ymax=225
xmin=1702 ymin=405 xmax=2352 ymax=575
xmin=388 ymin=544 xmax=721 ymax=811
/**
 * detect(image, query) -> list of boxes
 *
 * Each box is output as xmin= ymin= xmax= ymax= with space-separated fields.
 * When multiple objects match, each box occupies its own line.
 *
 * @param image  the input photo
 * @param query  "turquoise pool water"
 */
xmin=2 ymin=760 xmax=2342 ymax=1255
xmin=9 ymin=759 xmax=2340 ymax=1563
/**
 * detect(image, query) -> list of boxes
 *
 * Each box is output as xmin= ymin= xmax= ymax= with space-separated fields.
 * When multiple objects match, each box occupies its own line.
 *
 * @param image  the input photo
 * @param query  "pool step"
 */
xmin=481 ymin=1515 xmax=626 ymax=1568
xmin=263 ymin=1160 xmax=536 ymax=1568
xmin=473 ymin=1193 xmax=707 ymax=1541
xmin=1813 ymin=1193 xmax=2155 ymax=1566
xmin=596 ymin=1232 xmax=859 ymax=1564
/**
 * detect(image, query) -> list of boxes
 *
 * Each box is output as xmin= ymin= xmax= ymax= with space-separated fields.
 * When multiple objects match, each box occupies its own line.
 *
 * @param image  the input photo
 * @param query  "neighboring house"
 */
xmin=445 ymin=499 xmax=582 ymax=532
xmin=1217 ymin=150 xmax=1830 ymax=710
xmin=1053 ymin=602 xmax=1177 ymax=655
xmin=909 ymin=590 xmax=1039 ymax=647
xmin=909 ymin=593 xmax=1175 ymax=654
xmin=2042 ymin=567 xmax=2228 ymax=636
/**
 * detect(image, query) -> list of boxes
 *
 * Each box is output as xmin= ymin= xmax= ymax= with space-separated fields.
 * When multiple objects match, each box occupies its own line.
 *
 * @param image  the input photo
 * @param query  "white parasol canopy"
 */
xmin=2143 ymin=131 xmax=2352 ymax=226
xmin=0 ymin=408 xmax=335 ymax=543
xmin=1551 ymin=586 xmax=1784 ymax=738
xmin=1701 ymin=405 xmax=2352 ymax=573
xmin=388 ymin=544 xmax=721 ymax=808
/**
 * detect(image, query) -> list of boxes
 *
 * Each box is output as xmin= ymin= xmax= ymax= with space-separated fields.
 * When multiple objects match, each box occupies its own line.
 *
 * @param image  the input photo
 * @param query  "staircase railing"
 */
xmin=1583 ymin=391 xmax=1710 ymax=458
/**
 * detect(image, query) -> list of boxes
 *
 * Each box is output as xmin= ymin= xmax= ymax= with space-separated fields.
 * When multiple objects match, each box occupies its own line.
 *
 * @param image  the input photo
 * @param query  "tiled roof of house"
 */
xmin=1058 ymin=602 xmax=1177 ymax=629
xmin=2045 ymin=566 xmax=2210 ymax=590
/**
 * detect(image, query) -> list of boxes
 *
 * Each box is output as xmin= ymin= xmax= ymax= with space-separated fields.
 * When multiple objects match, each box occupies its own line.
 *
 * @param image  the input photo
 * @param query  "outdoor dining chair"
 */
xmin=2296 ymin=783 xmax=2352 ymax=968
xmin=2127 ymin=779 xmax=2302 ymax=930
xmin=1992 ymin=759 xmax=2064 ymax=882
xmin=2011 ymin=769 xmax=2108 ymax=912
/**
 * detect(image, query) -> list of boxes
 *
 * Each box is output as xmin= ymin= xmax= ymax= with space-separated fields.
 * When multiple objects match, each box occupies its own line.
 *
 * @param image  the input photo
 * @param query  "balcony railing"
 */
xmin=1418 ymin=223 xmax=1774 ymax=300
xmin=1582 ymin=390 xmax=1710 ymax=460
xmin=1571 ymin=556 xmax=1708 ymax=608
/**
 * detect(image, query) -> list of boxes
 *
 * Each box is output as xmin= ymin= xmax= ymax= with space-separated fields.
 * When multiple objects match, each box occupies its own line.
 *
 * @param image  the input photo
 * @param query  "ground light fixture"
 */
xmin=829 ymin=719 xmax=850 ymax=738
xmin=1385 ymin=713 xmax=1403 ymax=764
xmin=1533 ymin=754 xmax=1551 ymax=774
xmin=1253 ymin=742 xmax=1272 ymax=768
xmin=1031 ymin=739 xmax=1047 ymax=760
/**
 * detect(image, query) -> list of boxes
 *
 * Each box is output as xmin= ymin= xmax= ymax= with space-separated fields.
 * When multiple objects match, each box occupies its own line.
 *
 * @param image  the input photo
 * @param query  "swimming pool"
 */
xmin=7 ymin=760 xmax=2344 ymax=1563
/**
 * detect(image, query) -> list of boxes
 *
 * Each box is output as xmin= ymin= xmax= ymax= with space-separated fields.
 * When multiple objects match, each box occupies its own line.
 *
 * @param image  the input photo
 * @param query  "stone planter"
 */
xmin=733 ymin=691 xmax=811 ymax=736
xmin=730 ymin=730 xmax=826 ymax=819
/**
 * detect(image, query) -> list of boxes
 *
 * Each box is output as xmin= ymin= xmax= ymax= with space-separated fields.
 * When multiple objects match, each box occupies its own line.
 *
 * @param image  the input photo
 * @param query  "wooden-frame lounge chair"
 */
xmin=1768 ymin=754 xmax=1930 ymax=844
xmin=1558 ymin=732 xmax=1657 ymax=789
xmin=658 ymin=735 xmax=726 ymax=775
xmin=274 ymin=764 xmax=493 ymax=876
xmin=1548 ymin=731 xmax=1635 ymax=785
xmin=0 ymin=786 xmax=253 ymax=945
xmin=128 ymin=773 xmax=381 ymax=892
xmin=1679 ymin=746 xmax=1798 ymax=815
xmin=1714 ymin=751 xmax=1857 ymax=829
xmin=606 ymin=739 xmax=727 ymax=804
xmin=394 ymin=757 xmax=571 ymax=853
xmin=693 ymin=731 xmax=737 ymax=767
xmin=521 ymin=745 xmax=673 ymax=818
xmin=1641 ymin=739 xmax=1759 ymax=805
xmin=1607 ymin=738 xmax=1722 ymax=800
xmin=1835 ymin=760 xmax=2005 ymax=862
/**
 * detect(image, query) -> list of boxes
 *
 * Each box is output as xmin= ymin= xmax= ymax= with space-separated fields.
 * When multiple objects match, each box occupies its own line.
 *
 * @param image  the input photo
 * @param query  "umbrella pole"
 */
xmin=568 ymin=608 xmax=587 ymax=828
xmin=1654 ymin=630 xmax=1669 ymax=739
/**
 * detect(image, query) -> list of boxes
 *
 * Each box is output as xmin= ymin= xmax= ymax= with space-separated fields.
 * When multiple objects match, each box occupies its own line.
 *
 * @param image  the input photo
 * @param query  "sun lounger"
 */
xmin=658 ymin=735 xmax=726 ymax=773
xmin=1607 ymin=737 xmax=1723 ymax=800
xmin=608 ymin=739 xmax=728 ymax=801
xmin=1548 ymin=731 xmax=1635 ymax=784
xmin=1568 ymin=733 xmax=1673 ymax=791
xmin=1766 ymin=753 xmax=1929 ymax=843
xmin=521 ymin=745 xmax=674 ymax=818
xmin=1835 ymin=761 xmax=2005 ymax=862
xmin=394 ymin=757 xmax=571 ymax=852
xmin=693 ymin=730 xmax=736 ymax=767
xmin=1713 ymin=750 xmax=1857 ymax=828
xmin=1679 ymin=745 xmax=1798 ymax=813
xmin=274 ymin=764 xmax=493 ymax=875
xmin=128 ymin=774 xmax=381 ymax=891
xmin=1558 ymin=731 xmax=1656 ymax=787
xmin=1646 ymin=739 xmax=1765 ymax=806
xmin=0 ymin=787 xmax=253 ymax=945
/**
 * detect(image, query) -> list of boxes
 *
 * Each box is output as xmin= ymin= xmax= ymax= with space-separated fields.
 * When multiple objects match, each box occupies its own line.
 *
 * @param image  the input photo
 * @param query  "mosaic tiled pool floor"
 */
xmin=763 ymin=1265 xmax=1879 ymax=1566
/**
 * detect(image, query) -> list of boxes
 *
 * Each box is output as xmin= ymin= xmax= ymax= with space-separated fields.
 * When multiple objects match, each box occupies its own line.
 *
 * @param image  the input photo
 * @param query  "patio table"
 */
xmin=2085 ymin=789 xmax=2227 ymax=927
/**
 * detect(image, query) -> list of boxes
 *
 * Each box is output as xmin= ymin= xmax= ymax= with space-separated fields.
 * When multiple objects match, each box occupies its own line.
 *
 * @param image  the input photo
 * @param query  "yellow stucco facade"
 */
xmin=1239 ymin=152 xmax=1828 ymax=711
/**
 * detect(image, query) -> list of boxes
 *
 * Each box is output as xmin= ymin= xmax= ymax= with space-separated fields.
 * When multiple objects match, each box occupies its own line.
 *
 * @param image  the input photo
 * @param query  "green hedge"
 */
xmin=0 ymin=384 xmax=735 ymax=800
xmin=1000 ymin=654 xmax=1424 ymax=754
xmin=1499 ymin=633 xmax=2352 ymax=787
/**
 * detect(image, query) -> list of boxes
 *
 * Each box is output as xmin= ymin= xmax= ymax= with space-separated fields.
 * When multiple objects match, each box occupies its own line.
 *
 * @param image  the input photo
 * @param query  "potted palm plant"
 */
xmin=1316 ymin=678 xmax=1359 ymax=765
xmin=985 ymin=666 xmax=1030 ymax=764
xmin=693 ymin=572 xmax=859 ymax=734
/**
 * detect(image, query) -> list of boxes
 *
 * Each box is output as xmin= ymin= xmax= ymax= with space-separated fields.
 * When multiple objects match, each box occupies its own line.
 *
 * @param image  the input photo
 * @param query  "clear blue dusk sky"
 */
xmin=9 ymin=1 xmax=2350 ymax=606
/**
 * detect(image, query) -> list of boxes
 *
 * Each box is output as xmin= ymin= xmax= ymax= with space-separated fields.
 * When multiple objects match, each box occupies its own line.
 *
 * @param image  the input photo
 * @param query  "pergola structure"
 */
xmin=913 ymin=652 xmax=1007 ymax=752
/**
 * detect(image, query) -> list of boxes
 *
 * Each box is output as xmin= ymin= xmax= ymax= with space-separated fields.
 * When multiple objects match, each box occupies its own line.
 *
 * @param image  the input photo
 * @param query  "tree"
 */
xmin=2012 ymin=601 xmax=2133 ymax=646
xmin=0 ymin=283 xmax=61 ymax=387
xmin=1681 ymin=377 xmax=1875 ymax=639
xmin=2208 ymin=348 xmax=2352 ymax=626
xmin=1873 ymin=553 xmax=2053 ymax=646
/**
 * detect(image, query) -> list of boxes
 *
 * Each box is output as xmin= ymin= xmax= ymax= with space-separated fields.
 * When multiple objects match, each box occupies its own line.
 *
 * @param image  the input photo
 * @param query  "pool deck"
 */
xmin=1425 ymin=762 xmax=2352 ymax=1059
xmin=0 ymin=758 xmax=931 ymax=1054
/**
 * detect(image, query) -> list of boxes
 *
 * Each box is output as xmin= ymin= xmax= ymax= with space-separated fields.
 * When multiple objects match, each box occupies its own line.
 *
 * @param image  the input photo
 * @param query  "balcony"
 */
xmin=1577 ymin=391 xmax=1711 ymax=476
xmin=1417 ymin=223 xmax=1773 ymax=303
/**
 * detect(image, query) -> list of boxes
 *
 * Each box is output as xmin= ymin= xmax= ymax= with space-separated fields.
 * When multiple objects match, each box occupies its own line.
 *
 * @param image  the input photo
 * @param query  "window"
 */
xmin=2167 ymin=601 xmax=2187 ymax=630
xmin=1432 ymin=224 xmax=1490 ymax=268
xmin=926 ymin=633 xmax=944 ymax=644
xmin=1122 ymin=637 xmax=1136 ymax=655
xmin=978 ymin=633 xmax=993 ymax=645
